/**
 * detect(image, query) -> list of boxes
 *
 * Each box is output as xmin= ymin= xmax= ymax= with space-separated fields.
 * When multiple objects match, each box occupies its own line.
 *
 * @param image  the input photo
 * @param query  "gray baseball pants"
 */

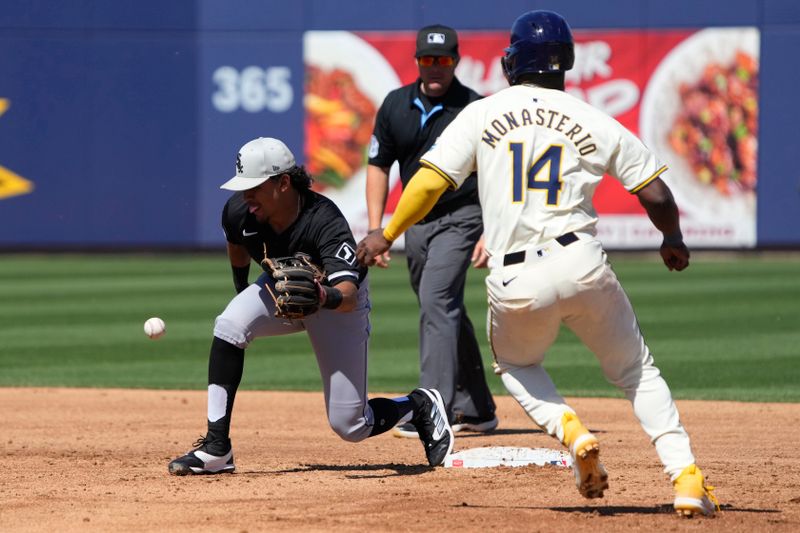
xmin=213 ymin=273 xmax=375 ymax=442
xmin=404 ymin=202 xmax=495 ymax=421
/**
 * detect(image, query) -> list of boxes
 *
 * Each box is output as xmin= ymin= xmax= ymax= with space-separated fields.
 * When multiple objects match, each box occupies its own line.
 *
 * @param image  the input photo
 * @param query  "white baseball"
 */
xmin=144 ymin=317 xmax=166 ymax=339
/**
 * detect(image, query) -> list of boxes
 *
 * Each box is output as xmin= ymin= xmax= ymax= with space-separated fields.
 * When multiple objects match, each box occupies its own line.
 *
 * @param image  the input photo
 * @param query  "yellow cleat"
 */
xmin=673 ymin=464 xmax=720 ymax=517
xmin=562 ymin=412 xmax=608 ymax=499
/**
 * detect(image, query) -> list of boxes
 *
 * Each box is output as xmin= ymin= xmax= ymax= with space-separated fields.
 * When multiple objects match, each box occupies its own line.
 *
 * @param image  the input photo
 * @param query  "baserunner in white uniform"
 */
xmin=357 ymin=10 xmax=719 ymax=518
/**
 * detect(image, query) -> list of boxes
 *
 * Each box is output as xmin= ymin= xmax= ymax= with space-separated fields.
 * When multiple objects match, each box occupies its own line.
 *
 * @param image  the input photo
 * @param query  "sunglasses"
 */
xmin=417 ymin=55 xmax=455 ymax=67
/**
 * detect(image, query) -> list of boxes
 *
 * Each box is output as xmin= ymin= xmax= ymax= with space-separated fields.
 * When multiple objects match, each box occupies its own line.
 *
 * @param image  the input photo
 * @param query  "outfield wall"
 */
xmin=0 ymin=0 xmax=798 ymax=249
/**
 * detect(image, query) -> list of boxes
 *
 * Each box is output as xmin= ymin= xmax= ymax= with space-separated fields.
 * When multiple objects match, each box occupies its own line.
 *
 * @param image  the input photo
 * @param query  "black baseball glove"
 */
xmin=261 ymin=253 xmax=325 ymax=319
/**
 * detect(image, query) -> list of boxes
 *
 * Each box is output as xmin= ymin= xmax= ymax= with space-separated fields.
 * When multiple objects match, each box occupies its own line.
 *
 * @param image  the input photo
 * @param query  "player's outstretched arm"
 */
xmin=635 ymin=177 xmax=690 ymax=272
xmin=356 ymin=167 xmax=449 ymax=266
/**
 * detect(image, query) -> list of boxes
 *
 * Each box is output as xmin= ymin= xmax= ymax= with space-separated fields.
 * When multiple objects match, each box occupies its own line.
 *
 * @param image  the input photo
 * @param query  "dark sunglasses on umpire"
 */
xmin=417 ymin=56 xmax=455 ymax=67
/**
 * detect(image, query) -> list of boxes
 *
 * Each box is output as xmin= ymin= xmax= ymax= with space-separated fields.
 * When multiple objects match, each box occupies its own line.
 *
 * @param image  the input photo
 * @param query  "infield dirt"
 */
xmin=2 ymin=388 xmax=798 ymax=532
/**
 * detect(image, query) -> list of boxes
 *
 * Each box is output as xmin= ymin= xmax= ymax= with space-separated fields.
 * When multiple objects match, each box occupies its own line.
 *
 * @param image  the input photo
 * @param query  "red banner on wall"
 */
xmin=304 ymin=28 xmax=758 ymax=248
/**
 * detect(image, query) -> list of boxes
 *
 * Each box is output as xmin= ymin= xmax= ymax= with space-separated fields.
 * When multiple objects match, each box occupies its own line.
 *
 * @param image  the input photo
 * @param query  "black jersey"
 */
xmin=368 ymin=77 xmax=481 ymax=220
xmin=222 ymin=190 xmax=366 ymax=286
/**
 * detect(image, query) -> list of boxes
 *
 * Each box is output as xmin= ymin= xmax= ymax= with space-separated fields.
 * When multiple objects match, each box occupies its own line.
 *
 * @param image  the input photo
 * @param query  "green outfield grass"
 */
xmin=0 ymin=252 xmax=798 ymax=401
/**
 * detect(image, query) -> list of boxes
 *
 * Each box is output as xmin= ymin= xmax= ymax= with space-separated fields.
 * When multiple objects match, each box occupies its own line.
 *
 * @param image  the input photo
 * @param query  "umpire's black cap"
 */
xmin=415 ymin=25 xmax=459 ymax=58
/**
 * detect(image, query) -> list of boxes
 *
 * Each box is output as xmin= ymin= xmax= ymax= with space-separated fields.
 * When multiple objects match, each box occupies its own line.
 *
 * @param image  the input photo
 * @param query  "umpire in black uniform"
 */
xmin=366 ymin=25 xmax=497 ymax=436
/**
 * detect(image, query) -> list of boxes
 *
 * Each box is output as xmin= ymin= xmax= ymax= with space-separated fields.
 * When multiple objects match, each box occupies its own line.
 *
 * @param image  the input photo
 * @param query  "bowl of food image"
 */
xmin=303 ymin=31 xmax=401 ymax=219
xmin=640 ymin=28 xmax=758 ymax=223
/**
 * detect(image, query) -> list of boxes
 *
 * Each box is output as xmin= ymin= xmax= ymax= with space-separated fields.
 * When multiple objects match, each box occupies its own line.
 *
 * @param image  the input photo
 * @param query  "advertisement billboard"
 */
xmin=304 ymin=28 xmax=759 ymax=248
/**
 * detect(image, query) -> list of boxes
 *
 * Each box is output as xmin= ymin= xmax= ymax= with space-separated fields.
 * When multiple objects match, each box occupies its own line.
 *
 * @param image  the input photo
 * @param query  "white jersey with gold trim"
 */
xmin=420 ymin=84 xmax=666 ymax=257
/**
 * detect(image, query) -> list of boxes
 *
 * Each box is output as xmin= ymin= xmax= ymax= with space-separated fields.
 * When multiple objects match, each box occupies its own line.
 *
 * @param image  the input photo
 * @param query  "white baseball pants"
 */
xmin=487 ymin=234 xmax=695 ymax=480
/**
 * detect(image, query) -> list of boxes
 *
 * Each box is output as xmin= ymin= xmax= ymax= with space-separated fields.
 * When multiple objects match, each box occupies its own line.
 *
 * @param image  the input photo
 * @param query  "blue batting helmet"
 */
xmin=502 ymin=10 xmax=575 ymax=85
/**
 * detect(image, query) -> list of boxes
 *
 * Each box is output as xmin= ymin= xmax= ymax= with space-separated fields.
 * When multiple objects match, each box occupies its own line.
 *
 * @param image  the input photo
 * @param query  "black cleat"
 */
xmin=451 ymin=414 xmax=499 ymax=433
xmin=394 ymin=414 xmax=499 ymax=438
xmin=410 ymin=388 xmax=454 ymax=466
xmin=168 ymin=435 xmax=235 ymax=476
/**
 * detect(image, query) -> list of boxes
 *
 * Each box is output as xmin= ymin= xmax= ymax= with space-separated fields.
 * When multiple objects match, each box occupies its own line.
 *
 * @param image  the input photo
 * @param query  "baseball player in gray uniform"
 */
xmin=357 ymin=11 xmax=719 ymax=517
xmin=168 ymin=137 xmax=453 ymax=475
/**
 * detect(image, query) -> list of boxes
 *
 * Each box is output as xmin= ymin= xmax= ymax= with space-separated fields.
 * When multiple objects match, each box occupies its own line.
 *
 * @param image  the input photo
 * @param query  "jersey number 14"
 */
xmin=509 ymin=143 xmax=563 ymax=205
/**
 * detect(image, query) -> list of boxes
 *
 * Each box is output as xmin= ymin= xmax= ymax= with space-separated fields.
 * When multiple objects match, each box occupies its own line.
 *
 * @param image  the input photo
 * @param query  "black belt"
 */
xmin=503 ymin=232 xmax=579 ymax=266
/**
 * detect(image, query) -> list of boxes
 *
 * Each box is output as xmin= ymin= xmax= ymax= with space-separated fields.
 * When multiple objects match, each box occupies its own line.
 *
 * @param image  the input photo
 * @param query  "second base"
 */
xmin=444 ymin=446 xmax=572 ymax=468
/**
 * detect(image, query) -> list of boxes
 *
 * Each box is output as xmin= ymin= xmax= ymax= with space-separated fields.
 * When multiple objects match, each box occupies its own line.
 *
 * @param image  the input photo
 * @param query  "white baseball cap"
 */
xmin=220 ymin=137 xmax=296 ymax=191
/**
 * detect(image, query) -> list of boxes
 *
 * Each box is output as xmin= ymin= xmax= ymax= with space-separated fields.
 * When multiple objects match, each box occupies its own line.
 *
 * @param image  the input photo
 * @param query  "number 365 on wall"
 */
xmin=212 ymin=66 xmax=293 ymax=113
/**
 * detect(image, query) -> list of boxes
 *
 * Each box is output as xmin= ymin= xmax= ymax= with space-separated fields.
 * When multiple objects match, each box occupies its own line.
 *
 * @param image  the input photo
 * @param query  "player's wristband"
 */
xmin=663 ymin=231 xmax=684 ymax=247
xmin=321 ymin=286 xmax=343 ymax=310
xmin=232 ymin=265 xmax=250 ymax=294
